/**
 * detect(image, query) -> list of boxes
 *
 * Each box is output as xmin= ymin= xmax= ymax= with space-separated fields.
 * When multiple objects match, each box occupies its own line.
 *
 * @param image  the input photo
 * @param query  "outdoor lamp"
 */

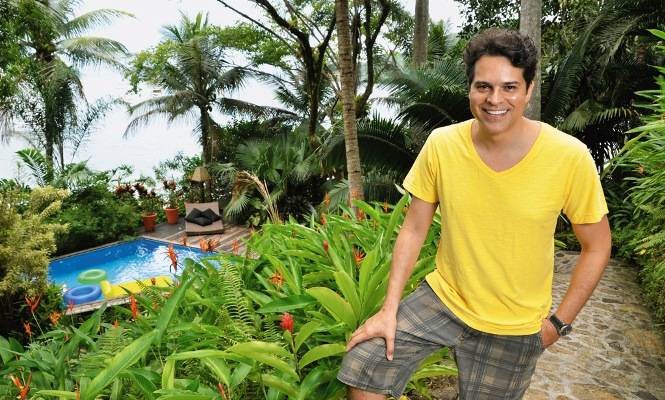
xmin=190 ymin=166 xmax=211 ymax=202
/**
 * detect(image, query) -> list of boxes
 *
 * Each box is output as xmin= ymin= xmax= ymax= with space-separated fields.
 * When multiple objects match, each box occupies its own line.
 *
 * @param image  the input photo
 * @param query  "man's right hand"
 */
xmin=346 ymin=309 xmax=398 ymax=360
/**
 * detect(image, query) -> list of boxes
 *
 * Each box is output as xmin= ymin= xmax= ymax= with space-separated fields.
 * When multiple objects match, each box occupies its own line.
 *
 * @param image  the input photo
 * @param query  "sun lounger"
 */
xmin=184 ymin=201 xmax=225 ymax=236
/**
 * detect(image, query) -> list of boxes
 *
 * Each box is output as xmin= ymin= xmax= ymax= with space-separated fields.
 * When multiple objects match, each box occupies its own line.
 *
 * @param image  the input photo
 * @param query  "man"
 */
xmin=337 ymin=28 xmax=611 ymax=399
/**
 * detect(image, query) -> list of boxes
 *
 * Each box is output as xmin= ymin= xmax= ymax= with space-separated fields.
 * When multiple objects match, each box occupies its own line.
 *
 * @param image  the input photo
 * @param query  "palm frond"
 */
xmin=63 ymin=9 xmax=133 ymax=38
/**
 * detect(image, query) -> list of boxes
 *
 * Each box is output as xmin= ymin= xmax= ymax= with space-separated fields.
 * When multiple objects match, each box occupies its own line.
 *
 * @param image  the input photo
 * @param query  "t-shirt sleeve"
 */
xmin=562 ymin=149 xmax=609 ymax=224
xmin=403 ymin=135 xmax=438 ymax=204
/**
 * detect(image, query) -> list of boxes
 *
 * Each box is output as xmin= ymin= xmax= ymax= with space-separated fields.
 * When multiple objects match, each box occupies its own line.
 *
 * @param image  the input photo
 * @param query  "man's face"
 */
xmin=468 ymin=55 xmax=533 ymax=136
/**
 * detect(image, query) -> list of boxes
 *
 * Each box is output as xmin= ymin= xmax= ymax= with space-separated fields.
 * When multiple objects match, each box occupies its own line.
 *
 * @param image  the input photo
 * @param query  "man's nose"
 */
xmin=486 ymin=89 xmax=502 ymax=104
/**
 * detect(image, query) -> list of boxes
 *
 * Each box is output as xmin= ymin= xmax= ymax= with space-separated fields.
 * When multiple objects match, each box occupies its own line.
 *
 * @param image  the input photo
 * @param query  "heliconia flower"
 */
xmin=280 ymin=312 xmax=294 ymax=333
xmin=49 ymin=311 xmax=62 ymax=326
xmin=323 ymin=193 xmax=331 ymax=206
xmin=320 ymin=213 xmax=327 ymax=226
xmin=353 ymin=248 xmax=365 ymax=266
xmin=24 ymin=295 xmax=41 ymax=313
xmin=323 ymin=240 xmax=329 ymax=252
xmin=129 ymin=295 xmax=139 ymax=320
xmin=232 ymin=239 xmax=240 ymax=255
xmin=23 ymin=322 xmax=32 ymax=338
xmin=166 ymin=244 xmax=178 ymax=272
xmin=383 ymin=201 xmax=389 ymax=213
xmin=9 ymin=373 xmax=31 ymax=400
xmin=356 ymin=209 xmax=365 ymax=220
xmin=270 ymin=271 xmax=284 ymax=287
xmin=217 ymin=383 xmax=229 ymax=400
xmin=199 ymin=240 xmax=209 ymax=252
xmin=112 ymin=319 xmax=120 ymax=329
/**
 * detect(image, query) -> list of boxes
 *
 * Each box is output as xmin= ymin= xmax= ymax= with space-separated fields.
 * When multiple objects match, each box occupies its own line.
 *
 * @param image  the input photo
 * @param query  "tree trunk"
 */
xmin=520 ymin=0 xmax=541 ymax=120
xmin=336 ymin=0 xmax=364 ymax=209
xmin=413 ymin=0 xmax=429 ymax=67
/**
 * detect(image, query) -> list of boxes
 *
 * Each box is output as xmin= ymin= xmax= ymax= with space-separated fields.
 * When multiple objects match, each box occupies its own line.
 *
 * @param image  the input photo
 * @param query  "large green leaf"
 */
xmin=306 ymin=287 xmax=357 ymax=329
xmin=261 ymin=374 xmax=298 ymax=397
xmin=296 ymin=365 xmax=336 ymax=400
xmin=201 ymin=357 xmax=231 ymax=387
xmin=294 ymin=321 xmax=321 ymax=352
xmin=154 ymin=277 xmax=194 ymax=343
xmin=162 ymin=359 xmax=175 ymax=390
xmin=333 ymin=270 xmax=361 ymax=320
xmin=36 ymin=390 xmax=78 ymax=399
xmin=81 ymin=330 xmax=158 ymax=400
xmin=298 ymin=343 xmax=346 ymax=369
xmin=227 ymin=342 xmax=297 ymax=380
xmin=256 ymin=294 xmax=316 ymax=313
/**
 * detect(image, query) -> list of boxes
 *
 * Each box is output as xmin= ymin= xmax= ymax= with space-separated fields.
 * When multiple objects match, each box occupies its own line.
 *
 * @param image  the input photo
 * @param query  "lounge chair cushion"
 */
xmin=201 ymin=208 xmax=221 ymax=222
xmin=185 ymin=208 xmax=212 ymax=226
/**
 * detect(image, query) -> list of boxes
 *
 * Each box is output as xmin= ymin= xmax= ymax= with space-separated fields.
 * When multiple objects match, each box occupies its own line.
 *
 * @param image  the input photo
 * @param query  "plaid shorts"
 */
xmin=337 ymin=281 xmax=545 ymax=399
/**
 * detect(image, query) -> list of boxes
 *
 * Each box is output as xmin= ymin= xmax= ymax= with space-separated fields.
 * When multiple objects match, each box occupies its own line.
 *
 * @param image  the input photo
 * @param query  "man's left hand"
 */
xmin=540 ymin=318 xmax=559 ymax=349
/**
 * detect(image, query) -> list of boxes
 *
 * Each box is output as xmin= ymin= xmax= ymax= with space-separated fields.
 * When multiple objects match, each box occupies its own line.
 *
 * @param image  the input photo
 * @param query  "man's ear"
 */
xmin=526 ymin=81 xmax=535 ymax=102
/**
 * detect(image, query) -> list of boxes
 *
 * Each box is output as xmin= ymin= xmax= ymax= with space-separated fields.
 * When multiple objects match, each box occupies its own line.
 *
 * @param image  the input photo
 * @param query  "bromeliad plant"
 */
xmin=0 ymin=194 xmax=456 ymax=399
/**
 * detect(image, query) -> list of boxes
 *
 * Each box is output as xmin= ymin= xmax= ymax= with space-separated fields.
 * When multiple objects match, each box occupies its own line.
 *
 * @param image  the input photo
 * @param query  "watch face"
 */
xmin=560 ymin=324 xmax=573 ymax=336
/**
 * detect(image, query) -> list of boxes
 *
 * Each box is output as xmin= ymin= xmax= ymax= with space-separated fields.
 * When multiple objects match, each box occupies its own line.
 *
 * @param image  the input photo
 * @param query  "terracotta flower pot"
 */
xmin=165 ymin=207 xmax=179 ymax=224
xmin=142 ymin=213 xmax=157 ymax=232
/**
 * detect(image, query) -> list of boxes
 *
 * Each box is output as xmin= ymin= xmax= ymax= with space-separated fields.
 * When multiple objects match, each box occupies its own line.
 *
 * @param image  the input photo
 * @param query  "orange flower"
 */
xmin=150 ymin=277 xmax=157 ymax=285
xmin=232 ymin=239 xmax=240 ymax=255
xmin=322 ymin=240 xmax=329 ymax=252
xmin=129 ymin=295 xmax=139 ymax=320
xmin=383 ymin=201 xmax=389 ymax=213
xmin=24 ymin=295 xmax=41 ymax=313
xmin=320 ymin=213 xmax=327 ymax=226
xmin=270 ymin=271 xmax=284 ymax=287
xmin=23 ymin=322 xmax=32 ymax=338
xmin=9 ymin=373 xmax=31 ymax=400
xmin=49 ymin=311 xmax=62 ymax=326
xmin=217 ymin=383 xmax=229 ymax=400
xmin=199 ymin=240 xmax=209 ymax=252
xmin=112 ymin=319 xmax=120 ymax=329
xmin=280 ymin=312 xmax=294 ymax=333
xmin=356 ymin=209 xmax=365 ymax=220
xmin=166 ymin=244 xmax=178 ymax=272
xmin=353 ymin=248 xmax=365 ymax=266
xmin=323 ymin=193 xmax=331 ymax=206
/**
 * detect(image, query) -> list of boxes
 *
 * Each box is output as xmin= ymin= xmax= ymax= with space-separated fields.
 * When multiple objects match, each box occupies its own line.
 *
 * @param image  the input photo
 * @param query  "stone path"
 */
xmin=422 ymin=251 xmax=665 ymax=400
xmin=524 ymin=252 xmax=665 ymax=400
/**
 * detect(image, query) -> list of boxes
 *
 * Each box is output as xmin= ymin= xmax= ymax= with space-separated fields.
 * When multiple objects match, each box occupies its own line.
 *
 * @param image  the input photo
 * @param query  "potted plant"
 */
xmin=163 ymin=179 xmax=179 ymax=224
xmin=135 ymin=182 xmax=160 ymax=232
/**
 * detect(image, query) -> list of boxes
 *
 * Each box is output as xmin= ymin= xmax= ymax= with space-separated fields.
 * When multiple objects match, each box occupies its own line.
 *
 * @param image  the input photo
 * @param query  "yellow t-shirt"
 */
xmin=403 ymin=119 xmax=608 ymax=335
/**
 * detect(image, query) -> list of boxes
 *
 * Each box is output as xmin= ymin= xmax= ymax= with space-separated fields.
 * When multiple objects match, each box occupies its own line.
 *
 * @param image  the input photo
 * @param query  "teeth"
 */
xmin=486 ymin=110 xmax=508 ymax=115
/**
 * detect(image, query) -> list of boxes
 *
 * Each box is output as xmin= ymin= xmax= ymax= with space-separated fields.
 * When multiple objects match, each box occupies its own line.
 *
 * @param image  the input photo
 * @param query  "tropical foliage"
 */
xmin=0 ymin=195 xmax=456 ymax=400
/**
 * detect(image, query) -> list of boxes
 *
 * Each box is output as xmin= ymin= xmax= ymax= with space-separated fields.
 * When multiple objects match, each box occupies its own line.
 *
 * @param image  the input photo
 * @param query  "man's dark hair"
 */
xmin=463 ymin=28 xmax=538 ymax=88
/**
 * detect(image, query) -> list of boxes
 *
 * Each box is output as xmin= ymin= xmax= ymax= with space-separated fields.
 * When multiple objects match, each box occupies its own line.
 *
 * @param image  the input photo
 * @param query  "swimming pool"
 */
xmin=49 ymin=238 xmax=208 ymax=292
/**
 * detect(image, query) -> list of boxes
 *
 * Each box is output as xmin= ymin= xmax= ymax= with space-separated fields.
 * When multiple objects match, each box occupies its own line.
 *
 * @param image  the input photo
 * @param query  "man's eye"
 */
xmin=505 ymin=85 xmax=517 ymax=91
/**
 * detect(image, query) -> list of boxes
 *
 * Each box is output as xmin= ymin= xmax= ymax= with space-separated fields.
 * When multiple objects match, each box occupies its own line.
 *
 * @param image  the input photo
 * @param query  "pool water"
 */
xmin=49 ymin=238 xmax=208 ymax=292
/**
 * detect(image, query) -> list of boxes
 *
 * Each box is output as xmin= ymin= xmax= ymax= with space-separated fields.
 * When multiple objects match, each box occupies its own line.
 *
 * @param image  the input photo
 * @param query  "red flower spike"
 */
xmin=280 ymin=312 xmax=294 ymax=333
xmin=353 ymin=248 xmax=365 ymax=266
xmin=24 ymin=295 xmax=41 ymax=313
xmin=9 ymin=373 xmax=31 ymax=400
xmin=49 ymin=311 xmax=62 ymax=326
xmin=323 ymin=193 xmax=331 ymax=206
xmin=67 ymin=300 xmax=75 ymax=313
xmin=23 ymin=322 xmax=32 ymax=338
xmin=199 ymin=240 xmax=209 ymax=252
xmin=112 ymin=319 xmax=119 ymax=329
xmin=166 ymin=244 xmax=178 ymax=272
xmin=356 ymin=209 xmax=365 ymax=220
xmin=322 ymin=240 xmax=329 ymax=252
xmin=320 ymin=213 xmax=327 ymax=226
xmin=270 ymin=271 xmax=284 ymax=287
xmin=129 ymin=295 xmax=139 ymax=320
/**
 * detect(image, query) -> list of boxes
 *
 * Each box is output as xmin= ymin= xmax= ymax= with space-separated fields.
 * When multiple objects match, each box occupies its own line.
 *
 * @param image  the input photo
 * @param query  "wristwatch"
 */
xmin=549 ymin=314 xmax=573 ymax=336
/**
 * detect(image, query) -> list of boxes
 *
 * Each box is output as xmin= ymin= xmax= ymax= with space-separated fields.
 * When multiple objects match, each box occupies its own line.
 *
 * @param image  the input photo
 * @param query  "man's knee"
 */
xmin=347 ymin=386 xmax=387 ymax=400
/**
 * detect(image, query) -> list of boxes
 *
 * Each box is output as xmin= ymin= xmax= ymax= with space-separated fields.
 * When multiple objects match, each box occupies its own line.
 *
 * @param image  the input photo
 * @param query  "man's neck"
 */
xmin=473 ymin=117 xmax=538 ymax=151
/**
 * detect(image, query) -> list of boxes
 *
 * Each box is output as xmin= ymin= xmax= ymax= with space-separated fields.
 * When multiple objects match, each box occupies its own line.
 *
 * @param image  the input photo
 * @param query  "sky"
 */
xmin=0 ymin=0 xmax=463 ymax=181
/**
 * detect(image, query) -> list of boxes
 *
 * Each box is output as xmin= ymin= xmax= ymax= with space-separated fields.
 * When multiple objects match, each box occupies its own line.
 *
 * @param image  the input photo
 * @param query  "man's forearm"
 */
xmin=554 ymin=248 xmax=610 ymax=324
xmin=381 ymin=223 xmax=431 ymax=314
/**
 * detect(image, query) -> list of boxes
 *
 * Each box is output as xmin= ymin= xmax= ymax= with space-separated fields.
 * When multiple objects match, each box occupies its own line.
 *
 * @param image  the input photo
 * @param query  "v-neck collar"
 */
xmin=464 ymin=119 xmax=545 ymax=176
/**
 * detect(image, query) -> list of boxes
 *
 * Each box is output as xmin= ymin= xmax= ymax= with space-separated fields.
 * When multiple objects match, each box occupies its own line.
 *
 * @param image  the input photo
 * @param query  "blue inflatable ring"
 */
xmin=64 ymin=285 xmax=102 ymax=305
xmin=77 ymin=269 xmax=107 ymax=284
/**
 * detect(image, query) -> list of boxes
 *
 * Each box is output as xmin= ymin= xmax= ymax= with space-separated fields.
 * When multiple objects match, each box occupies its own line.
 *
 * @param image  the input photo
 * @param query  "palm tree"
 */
xmin=5 ymin=0 xmax=129 ymax=175
xmin=336 ymin=0 xmax=364 ymax=208
xmin=413 ymin=0 xmax=429 ymax=67
xmin=125 ymin=13 xmax=280 ymax=165
xmin=519 ymin=0 xmax=542 ymax=119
